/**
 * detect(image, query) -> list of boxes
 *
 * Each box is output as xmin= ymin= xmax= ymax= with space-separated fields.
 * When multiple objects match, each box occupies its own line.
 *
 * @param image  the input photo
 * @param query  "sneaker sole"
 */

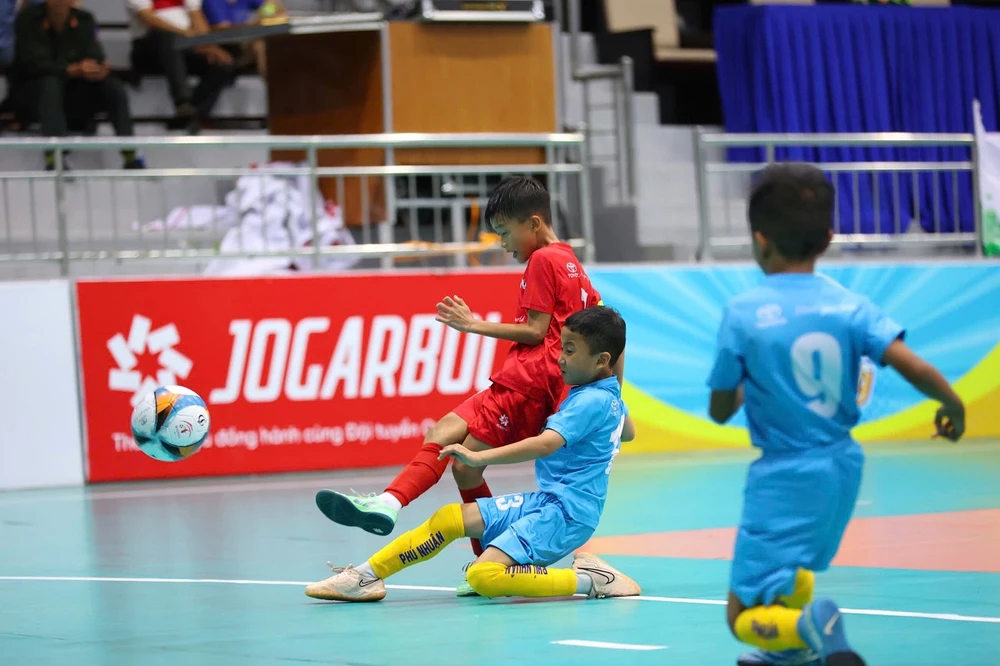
xmin=304 ymin=587 xmax=387 ymax=603
xmin=315 ymin=490 xmax=395 ymax=536
xmin=824 ymin=654 xmax=866 ymax=666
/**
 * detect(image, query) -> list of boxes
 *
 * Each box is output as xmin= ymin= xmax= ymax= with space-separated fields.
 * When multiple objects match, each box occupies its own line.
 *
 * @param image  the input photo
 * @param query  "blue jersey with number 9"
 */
xmin=707 ymin=273 xmax=905 ymax=454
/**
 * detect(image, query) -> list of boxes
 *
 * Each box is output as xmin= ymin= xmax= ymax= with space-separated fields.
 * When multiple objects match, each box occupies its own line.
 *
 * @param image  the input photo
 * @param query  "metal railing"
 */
xmin=563 ymin=0 xmax=635 ymax=204
xmin=693 ymin=131 xmax=983 ymax=260
xmin=0 ymin=132 xmax=594 ymax=278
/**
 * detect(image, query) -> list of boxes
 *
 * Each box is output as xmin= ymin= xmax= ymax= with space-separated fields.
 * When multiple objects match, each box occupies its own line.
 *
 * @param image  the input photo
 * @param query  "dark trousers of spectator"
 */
xmin=0 ymin=43 xmax=12 ymax=71
xmin=13 ymin=75 xmax=134 ymax=136
xmin=130 ymin=29 xmax=237 ymax=118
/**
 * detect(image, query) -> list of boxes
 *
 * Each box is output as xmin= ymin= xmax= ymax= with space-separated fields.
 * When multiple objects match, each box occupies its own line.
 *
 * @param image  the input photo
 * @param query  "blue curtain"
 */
xmin=714 ymin=6 xmax=1000 ymax=235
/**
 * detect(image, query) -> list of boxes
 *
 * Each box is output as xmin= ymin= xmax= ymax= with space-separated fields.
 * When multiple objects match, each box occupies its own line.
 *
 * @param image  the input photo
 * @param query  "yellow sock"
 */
xmin=466 ymin=561 xmax=578 ymax=598
xmin=779 ymin=569 xmax=815 ymax=610
xmin=368 ymin=504 xmax=465 ymax=580
xmin=734 ymin=606 xmax=808 ymax=652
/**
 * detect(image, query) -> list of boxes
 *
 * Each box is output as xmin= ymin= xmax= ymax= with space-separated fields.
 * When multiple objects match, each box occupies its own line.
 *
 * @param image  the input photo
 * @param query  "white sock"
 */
xmin=356 ymin=561 xmax=378 ymax=580
xmin=575 ymin=573 xmax=593 ymax=595
xmin=378 ymin=493 xmax=402 ymax=511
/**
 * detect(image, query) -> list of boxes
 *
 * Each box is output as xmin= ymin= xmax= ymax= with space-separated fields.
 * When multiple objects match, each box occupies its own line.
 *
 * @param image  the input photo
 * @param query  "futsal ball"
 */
xmin=130 ymin=385 xmax=210 ymax=462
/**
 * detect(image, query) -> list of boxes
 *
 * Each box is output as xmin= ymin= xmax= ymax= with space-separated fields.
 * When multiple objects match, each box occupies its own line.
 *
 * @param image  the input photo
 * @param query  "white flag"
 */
xmin=972 ymin=100 xmax=1000 ymax=256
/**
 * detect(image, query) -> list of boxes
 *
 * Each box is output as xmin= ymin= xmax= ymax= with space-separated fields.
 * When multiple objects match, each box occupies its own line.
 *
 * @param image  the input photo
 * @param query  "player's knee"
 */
xmin=778 ymin=569 xmax=814 ymax=610
xmin=466 ymin=561 xmax=506 ymax=598
xmin=726 ymin=608 xmax=739 ymax=635
xmin=726 ymin=593 xmax=745 ymax=636
xmin=451 ymin=459 xmax=484 ymax=487
xmin=423 ymin=422 xmax=448 ymax=445
xmin=424 ymin=415 xmax=466 ymax=446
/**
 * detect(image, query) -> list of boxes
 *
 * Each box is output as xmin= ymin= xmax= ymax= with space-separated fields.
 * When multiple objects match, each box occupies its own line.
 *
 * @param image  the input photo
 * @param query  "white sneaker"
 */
xmin=455 ymin=561 xmax=480 ymax=597
xmin=304 ymin=563 xmax=387 ymax=602
xmin=571 ymin=552 xmax=642 ymax=598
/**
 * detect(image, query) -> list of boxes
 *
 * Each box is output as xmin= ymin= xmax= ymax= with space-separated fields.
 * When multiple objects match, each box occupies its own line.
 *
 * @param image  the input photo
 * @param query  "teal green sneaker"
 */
xmin=456 ymin=562 xmax=480 ymax=597
xmin=315 ymin=490 xmax=398 ymax=536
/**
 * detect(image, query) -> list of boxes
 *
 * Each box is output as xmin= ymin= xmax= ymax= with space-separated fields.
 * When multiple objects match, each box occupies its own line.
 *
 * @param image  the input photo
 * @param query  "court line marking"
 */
xmin=613 ymin=596 xmax=1000 ymax=624
xmin=552 ymin=640 xmax=667 ymax=651
xmin=2 ymin=575 xmax=998 ymax=625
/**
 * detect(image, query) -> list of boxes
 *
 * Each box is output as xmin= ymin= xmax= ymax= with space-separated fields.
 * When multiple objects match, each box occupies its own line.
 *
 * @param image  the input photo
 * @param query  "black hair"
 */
xmin=748 ymin=162 xmax=835 ymax=261
xmin=564 ymin=306 xmax=626 ymax=367
xmin=484 ymin=176 xmax=552 ymax=230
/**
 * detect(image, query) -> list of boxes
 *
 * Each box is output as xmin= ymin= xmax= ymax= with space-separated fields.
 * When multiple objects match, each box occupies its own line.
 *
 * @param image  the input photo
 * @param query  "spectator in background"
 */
xmin=201 ymin=0 xmax=284 ymax=77
xmin=0 ymin=0 xmax=15 ymax=71
xmin=126 ymin=0 xmax=237 ymax=132
xmin=10 ymin=0 xmax=144 ymax=169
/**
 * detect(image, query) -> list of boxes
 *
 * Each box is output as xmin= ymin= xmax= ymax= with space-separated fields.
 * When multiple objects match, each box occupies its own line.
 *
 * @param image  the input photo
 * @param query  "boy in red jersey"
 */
xmin=314 ymin=177 xmax=609 ymax=592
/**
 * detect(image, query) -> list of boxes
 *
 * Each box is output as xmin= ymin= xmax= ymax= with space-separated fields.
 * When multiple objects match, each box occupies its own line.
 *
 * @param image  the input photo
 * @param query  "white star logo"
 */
xmin=107 ymin=315 xmax=193 ymax=406
xmin=499 ymin=414 xmax=509 ymax=430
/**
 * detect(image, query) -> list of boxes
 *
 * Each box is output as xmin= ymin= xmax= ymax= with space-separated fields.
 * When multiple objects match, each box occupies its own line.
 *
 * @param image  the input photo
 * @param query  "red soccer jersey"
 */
xmin=490 ymin=242 xmax=602 ymax=407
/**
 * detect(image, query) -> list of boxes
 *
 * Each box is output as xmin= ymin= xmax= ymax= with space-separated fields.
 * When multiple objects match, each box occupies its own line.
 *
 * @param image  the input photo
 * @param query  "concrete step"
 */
xmin=0 ymin=75 xmax=268 ymax=121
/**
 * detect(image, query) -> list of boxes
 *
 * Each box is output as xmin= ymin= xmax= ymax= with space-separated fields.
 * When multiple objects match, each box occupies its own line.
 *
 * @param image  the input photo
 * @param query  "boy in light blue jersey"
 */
xmin=708 ymin=163 xmax=965 ymax=666
xmin=304 ymin=306 xmax=642 ymax=602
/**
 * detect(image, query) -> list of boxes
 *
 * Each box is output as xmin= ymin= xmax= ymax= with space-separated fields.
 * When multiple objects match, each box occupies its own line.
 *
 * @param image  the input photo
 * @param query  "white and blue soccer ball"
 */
xmin=130 ymin=385 xmax=210 ymax=462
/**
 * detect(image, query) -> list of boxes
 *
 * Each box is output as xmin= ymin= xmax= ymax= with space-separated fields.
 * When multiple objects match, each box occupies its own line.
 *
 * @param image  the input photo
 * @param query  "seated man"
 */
xmin=126 ymin=0 xmax=236 ymax=131
xmin=201 ymin=0 xmax=284 ymax=76
xmin=0 ymin=0 xmax=14 ymax=72
xmin=305 ymin=306 xmax=641 ymax=603
xmin=10 ymin=0 xmax=144 ymax=169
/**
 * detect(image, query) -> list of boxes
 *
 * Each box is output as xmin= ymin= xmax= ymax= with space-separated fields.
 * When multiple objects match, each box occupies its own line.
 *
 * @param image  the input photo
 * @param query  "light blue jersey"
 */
xmin=476 ymin=375 xmax=627 ymax=565
xmin=539 ymin=376 xmax=627 ymax=528
xmin=708 ymin=273 xmax=905 ymax=454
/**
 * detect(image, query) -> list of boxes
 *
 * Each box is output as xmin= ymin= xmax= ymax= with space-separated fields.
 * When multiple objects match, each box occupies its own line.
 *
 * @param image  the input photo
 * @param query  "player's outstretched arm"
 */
xmin=881 ymin=340 xmax=965 ymax=441
xmin=708 ymin=385 xmax=744 ymax=425
xmin=436 ymin=295 xmax=551 ymax=345
xmin=439 ymin=430 xmax=566 ymax=467
xmin=622 ymin=415 xmax=636 ymax=442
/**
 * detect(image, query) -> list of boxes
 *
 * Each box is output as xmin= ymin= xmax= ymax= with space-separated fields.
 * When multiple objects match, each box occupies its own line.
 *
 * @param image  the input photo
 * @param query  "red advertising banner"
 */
xmin=76 ymin=271 xmax=521 ymax=482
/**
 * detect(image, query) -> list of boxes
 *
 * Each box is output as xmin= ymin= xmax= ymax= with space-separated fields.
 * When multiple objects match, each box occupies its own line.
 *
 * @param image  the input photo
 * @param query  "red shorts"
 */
xmin=452 ymin=384 xmax=552 ymax=448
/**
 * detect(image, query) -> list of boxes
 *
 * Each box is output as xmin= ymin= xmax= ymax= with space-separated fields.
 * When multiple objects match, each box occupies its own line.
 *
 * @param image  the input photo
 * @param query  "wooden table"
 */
xmin=179 ymin=13 xmax=558 ymax=226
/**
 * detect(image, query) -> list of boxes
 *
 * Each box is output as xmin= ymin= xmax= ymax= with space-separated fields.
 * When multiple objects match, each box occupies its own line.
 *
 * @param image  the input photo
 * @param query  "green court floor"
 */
xmin=2 ymin=440 xmax=999 ymax=665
